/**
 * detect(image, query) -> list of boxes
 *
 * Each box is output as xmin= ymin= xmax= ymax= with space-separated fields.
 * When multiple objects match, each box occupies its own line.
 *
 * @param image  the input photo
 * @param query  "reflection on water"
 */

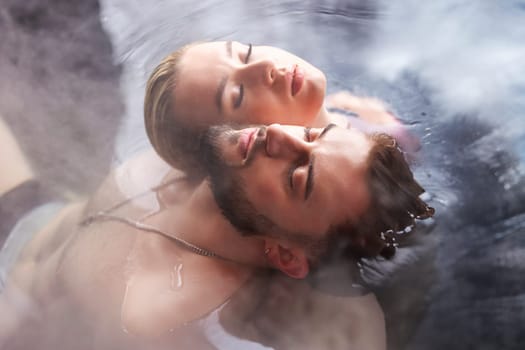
xmin=99 ymin=0 xmax=525 ymax=349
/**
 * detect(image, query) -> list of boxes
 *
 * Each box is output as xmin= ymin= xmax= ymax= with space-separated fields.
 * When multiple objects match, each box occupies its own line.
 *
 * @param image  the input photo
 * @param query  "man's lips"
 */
xmin=238 ymin=128 xmax=257 ymax=160
xmin=291 ymin=65 xmax=304 ymax=96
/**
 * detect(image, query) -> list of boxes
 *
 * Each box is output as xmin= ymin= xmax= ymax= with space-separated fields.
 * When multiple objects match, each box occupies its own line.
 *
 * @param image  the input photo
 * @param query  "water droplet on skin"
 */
xmin=120 ymin=281 xmax=133 ymax=333
xmin=170 ymin=263 xmax=184 ymax=290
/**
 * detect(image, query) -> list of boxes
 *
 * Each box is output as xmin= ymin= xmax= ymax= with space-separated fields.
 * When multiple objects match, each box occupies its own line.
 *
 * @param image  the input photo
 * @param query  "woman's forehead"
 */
xmin=174 ymin=45 xmax=228 ymax=126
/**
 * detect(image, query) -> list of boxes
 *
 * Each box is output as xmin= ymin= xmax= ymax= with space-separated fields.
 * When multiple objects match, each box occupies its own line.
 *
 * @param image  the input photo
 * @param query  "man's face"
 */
xmin=174 ymin=41 xmax=326 ymax=128
xmin=202 ymin=123 xmax=373 ymax=241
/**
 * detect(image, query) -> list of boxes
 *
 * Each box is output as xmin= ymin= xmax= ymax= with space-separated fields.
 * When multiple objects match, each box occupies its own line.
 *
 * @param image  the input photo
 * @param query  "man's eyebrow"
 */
xmin=305 ymin=123 xmax=336 ymax=200
xmin=318 ymin=123 xmax=336 ymax=140
xmin=305 ymin=155 xmax=315 ymax=200
xmin=215 ymin=41 xmax=234 ymax=114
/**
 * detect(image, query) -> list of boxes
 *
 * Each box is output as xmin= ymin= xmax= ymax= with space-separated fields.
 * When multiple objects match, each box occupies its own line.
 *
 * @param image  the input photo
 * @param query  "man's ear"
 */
xmin=264 ymin=240 xmax=309 ymax=279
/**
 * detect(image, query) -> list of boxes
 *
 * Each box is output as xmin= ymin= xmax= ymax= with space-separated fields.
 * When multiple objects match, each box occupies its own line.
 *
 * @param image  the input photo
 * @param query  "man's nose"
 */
xmin=265 ymin=124 xmax=312 ymax=159
xmin=239 ymin=59 xmax=275 ymax=86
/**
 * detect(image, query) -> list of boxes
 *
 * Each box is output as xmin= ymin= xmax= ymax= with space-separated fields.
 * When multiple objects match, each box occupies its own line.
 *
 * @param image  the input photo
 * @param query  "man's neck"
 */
xmin=161 ymin=175 xmax=269 ymax=268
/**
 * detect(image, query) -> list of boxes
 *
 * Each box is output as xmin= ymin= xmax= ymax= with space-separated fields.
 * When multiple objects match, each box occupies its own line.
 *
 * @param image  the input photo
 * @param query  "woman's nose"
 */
xmin=239 ymin=59 xmax=275 ymax=86
xmin=265 ymin=124 xmax=311 ymax=159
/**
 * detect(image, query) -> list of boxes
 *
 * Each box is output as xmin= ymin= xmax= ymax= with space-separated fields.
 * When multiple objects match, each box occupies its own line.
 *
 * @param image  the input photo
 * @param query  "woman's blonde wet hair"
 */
xmin=144 ymin=43 xmax=205 ymax=177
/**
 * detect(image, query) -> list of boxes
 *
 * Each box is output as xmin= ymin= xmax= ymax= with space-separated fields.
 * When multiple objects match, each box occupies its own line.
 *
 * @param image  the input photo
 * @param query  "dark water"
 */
xmin=99 ymin=0 xmax=525 ymax=349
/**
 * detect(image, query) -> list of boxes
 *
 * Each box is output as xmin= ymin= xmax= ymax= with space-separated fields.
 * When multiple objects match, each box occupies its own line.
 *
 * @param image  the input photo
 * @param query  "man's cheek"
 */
xmin=252 ymin=181 xmax=280 ymax=209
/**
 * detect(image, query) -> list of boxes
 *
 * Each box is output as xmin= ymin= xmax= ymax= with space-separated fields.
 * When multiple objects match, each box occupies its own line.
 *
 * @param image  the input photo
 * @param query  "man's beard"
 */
xmin=199 ymin=125 xmax=324 ymax=258
xmin=199 ymin=125 xmax=274 ymax=235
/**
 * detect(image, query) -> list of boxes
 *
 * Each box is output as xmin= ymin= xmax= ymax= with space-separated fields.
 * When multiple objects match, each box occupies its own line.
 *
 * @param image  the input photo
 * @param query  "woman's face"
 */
xmin=173 ymin=41 xmax=326 ymax=128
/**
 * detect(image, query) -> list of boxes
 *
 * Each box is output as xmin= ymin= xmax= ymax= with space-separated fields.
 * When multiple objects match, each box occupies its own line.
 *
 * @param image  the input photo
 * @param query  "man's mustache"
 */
xmin=244 ymin=126 xmax=268 ymax=166
xmin=200 ymin=124 xmax=268 ymax=169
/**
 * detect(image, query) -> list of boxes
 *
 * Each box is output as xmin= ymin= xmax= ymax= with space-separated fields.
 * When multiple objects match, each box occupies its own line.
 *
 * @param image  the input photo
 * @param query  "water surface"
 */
xmin=100 ymin=1 xmax=525 ymax=349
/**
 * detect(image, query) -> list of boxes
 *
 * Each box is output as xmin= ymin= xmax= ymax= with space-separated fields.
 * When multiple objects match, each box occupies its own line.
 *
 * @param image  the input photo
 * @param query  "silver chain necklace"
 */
xmin=79 ymin=177 xmax=229 ymax=261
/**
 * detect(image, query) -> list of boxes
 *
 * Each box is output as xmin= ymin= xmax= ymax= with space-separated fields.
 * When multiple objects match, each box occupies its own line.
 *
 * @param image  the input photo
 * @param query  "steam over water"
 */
xmin=100 ymin=0 xmax=525 ymax=349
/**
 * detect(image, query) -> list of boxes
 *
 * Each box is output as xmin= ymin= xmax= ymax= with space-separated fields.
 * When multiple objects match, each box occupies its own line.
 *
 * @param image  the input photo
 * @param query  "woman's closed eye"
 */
xmin=233 ymin=85 xmax=244 ymax=108
xmin=233 ymin=44 xmax=252 ymax=109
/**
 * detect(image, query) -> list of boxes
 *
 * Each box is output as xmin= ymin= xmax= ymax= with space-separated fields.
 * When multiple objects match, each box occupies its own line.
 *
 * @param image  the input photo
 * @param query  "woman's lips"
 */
xmin=292 ymin=65 xmax=304 ymax=96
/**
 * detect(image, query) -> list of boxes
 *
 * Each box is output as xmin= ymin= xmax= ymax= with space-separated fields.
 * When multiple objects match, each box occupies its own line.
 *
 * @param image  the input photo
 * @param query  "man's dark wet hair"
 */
xmin=324 ymin=133 xmax=434 ymax=261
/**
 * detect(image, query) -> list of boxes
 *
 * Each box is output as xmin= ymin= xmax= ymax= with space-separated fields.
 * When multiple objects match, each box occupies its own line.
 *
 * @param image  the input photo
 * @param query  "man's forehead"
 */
xmin=327 ymin=127 xmax=373 ymax=163
xmin=306 ymin=129 xmax=373 ymax=225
